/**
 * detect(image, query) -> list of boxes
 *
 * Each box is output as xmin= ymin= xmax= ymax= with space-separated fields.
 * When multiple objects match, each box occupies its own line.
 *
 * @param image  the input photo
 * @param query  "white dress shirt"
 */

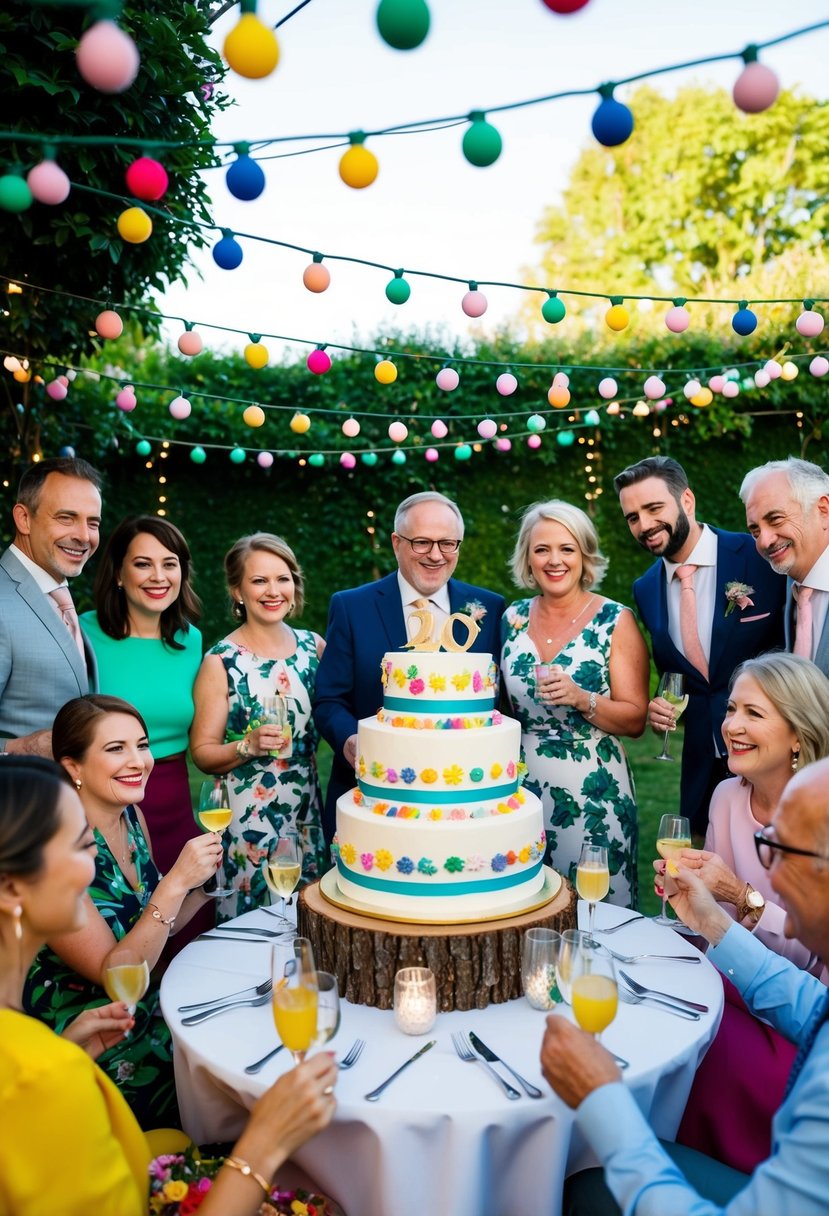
xmin=794 ymin=545 xmax=829 ymax=660
xmin=662 ymin=523 xmax=718 ymax=664
xmin=398 ymin=572 xmax=450 ymax=643
xmin=9 ymin=543 xmax=64 ymax=595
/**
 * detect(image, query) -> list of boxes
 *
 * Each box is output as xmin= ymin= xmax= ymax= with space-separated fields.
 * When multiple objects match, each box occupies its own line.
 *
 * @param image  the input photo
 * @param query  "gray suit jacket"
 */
xmin=784 ymin=578 xmax=829 ymax=676
xmin=0 ymin=547 xmax=96 ymax=743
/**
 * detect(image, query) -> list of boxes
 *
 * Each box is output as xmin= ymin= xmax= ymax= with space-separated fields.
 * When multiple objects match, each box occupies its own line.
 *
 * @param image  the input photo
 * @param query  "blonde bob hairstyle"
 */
xmin=224 ymin=532 xmax=305 ymax=620
xmin=730 ymin=652 xmax=829 ymax=770
xmin=510 ymin=500 xmax=608 ymax=591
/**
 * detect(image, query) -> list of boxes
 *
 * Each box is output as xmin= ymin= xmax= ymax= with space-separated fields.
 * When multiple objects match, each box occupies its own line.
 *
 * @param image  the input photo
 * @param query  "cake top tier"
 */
xmin=380 ymin=651 xmax=498 ymax=718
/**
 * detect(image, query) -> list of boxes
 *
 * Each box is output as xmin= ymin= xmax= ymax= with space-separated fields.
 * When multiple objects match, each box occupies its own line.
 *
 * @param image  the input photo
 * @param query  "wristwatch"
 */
xmin=738 ymin=883 xmax=766 ymax=924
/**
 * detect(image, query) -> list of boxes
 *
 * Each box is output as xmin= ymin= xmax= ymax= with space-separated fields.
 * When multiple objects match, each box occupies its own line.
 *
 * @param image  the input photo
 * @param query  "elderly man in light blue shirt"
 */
xmin=541 ymin=755 xmax=829 ymax=1215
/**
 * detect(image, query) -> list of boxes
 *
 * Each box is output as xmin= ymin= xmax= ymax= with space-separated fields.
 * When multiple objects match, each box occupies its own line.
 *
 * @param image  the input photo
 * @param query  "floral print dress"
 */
xmin=23 ymin=805 xmax=178 ymax=1130
xmin=501 ymin=597 xmax=638 ymax=907
xmin=209 ymin=629 xmax=328 ymax=922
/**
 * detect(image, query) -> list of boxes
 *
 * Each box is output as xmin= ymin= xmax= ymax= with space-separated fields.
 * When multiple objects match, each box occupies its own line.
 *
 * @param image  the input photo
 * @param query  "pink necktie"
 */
xmin=675 ymin=564 xmax=709 ymax=681
xmin=793 ymin=585 xmax=814 ymax=659
xmin=49 ymin=586 xmax=85 ymax=661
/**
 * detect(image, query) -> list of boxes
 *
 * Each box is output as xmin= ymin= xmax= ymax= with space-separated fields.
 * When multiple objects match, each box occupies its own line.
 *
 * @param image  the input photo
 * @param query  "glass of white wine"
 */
xmin=103 ymin=945 xmax=150 ymax=1020
xmin=556 ymin=928 xmax=588 ymax=1005
xmin=654 ymin=672 xmax=688 ymax=761
xmin=261 ymin=695 xmax=293 ymax=759
xmin=570 ymin=939 xmax=618 ymax=1042
xmin=262 ymin=830 xmax=302 ymax=925
xmin=311 ymin=971 xmax=341 ymax=1049
xmin=576 ymin=840 xmax=610 ymax=945
xmin=272 ymin=937 xmax=318 ymax=1064
xmin=198 ymin=778 xmax=233 ymax=899
xmin=654 ymin=813 xmax=692 ymax=927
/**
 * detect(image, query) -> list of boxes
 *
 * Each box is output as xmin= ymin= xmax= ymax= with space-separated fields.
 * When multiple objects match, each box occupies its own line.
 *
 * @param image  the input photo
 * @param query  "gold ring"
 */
xmin=323 ymin=1085 xmax=335 ymax=1096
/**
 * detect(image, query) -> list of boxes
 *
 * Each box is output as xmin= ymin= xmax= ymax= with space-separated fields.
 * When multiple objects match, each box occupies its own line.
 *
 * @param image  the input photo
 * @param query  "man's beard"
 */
xmin=638 ymin=506 xmax=691 ymax=559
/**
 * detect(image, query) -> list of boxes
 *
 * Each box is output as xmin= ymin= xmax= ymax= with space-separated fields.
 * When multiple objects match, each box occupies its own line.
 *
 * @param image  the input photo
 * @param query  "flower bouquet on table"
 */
xmin=149 ymin=1150 xmax=339 ymax=1216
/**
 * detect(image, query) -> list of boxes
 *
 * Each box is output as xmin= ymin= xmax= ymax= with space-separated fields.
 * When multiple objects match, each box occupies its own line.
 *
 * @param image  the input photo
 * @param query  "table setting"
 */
xmin=160 ymin=896 xmax=724 ymax=1216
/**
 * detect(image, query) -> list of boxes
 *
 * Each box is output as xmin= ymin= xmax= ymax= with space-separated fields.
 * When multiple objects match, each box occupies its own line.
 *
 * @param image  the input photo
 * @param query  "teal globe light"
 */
xmin=462 ymin=113 xmax=502 ymax=167
xmin=376 ymin=0 xmax=430 ymax=50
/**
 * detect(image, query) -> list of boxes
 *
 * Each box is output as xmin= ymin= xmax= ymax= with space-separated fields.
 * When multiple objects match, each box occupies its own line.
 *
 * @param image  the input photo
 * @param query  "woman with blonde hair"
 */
xmin=501 ymin=500 xmax=648 ymax=905
xmin=191 ymin=533 xmax=328 ymax=921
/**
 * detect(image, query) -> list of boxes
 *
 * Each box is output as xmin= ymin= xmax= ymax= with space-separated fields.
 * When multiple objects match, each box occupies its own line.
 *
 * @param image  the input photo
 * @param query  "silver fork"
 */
xmin=593 ymin=913 xmax=644 ymax=935
xmin=618 ymin=986 xmax=700 ymax=1021
xmin=451 ymin=1032 xmax=520 ymax=1100
xmin=181 ymin=992 xmax=272 ymax=1026
xmin=338 ymin=1038 xmax=366 ymax=1070
xmin=178 ymin=977 xmax=272 ymax=1014
xmin=602 ymin=946 xmax=700 ymax=965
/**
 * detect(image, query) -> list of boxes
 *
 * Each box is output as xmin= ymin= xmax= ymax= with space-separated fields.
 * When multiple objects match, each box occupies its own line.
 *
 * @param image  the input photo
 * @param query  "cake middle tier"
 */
xmin=357 ymin=716 xmax=523 ymax=815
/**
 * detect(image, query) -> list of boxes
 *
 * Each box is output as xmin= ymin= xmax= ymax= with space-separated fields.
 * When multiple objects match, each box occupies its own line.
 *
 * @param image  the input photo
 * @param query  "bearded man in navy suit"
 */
xmin=313 ymin=491 xmax=506 ymax=844
xmin=614 ymin=457 xmax=785 ymax=835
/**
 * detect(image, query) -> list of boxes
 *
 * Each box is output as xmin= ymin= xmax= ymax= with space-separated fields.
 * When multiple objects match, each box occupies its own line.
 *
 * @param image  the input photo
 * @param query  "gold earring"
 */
xmin=13 ymin=905 xmax=22 ymax=942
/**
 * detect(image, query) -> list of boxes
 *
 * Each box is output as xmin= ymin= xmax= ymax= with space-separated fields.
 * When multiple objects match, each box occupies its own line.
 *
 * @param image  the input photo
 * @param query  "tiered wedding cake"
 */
xmin=332 ymin=644 xmax=547 ymax=923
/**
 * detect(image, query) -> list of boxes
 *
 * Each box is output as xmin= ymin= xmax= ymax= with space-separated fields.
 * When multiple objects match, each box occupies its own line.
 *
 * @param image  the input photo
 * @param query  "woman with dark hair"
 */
xmin=80 ymin=516 xmax=209 ymax=947
xmin=191 ymin=533 xmax=328 ymax=921
xmin=24 ymin=695 xmax=221 ymax=1128
xmin=2 ymin=754 xmax=337 ymax=1214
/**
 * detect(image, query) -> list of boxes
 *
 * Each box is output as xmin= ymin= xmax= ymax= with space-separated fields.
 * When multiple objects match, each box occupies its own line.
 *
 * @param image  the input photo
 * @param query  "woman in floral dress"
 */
xmin=191 ymin=533 xmax=328 ymax=922
xmin=501 ymin=501 xmax=649 ymax=906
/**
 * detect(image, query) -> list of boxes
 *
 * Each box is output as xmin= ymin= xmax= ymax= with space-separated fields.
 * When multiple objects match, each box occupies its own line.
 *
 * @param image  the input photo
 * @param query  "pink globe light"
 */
xmin=527 ymin=434 xmax=542 ymax=449
xmin=177 ymin=329 xmax=203 ymax=356
xmin=115 ymin=386 xmax=137 ymax=412
xmin=46 ymin=378 xmax=68 ymax=401
xmin=643 ymin=375 xmax=666 ymax=400
xmin=552 ymin=371 xmax=570 ymax=388
xmin=257 ymin=451 xmax=274 ymax=469
xmin=436 ymin=367 xmax=460 ymax=391
xmin=388 ymin=421 xmax=409 ymax=443
xmin=665 ymin=304 xmax=690 ymax=333
xmin=722 ymin=381 xmax=740 ymax=399
xmin=754 ymin=370 xmax=770 ymax=388
xmin=27 ymin=160 xmax=70 ymax=205
xmin=340 ymin=452 xmax=357 ymax=469
xmin=764 ymin=360 xmax=782 ymax=380
xmin=733 ymin=60 xmax=780 ymax=114
xmin=652 ymin=399 xmax=669 ymax=413
xmin=598 ymin=377 xmax=617 ymax=399
xmin=496 ymin=372 xmax=518 ymax=396
xmin=76 ymin=20 xmax=140 ymax=93
xmin=683 ymin=379 xmax=701 ymax=400
xmin=425 ymin=448 xmax=440 ymax=463
xmin=342 ymin=417 xmax=361 ymax=438
xmin=461 ymin=289 xmax=488 ymax=318
xmin=307 ymin=348 xmax=331 ymax=375
xmin=431 ymin=419 xmax=448 ymax=439
xmin=125 ymin=156 xmax=168 ymax=202
xmin=810 ymin=356 xmax=829 ymax=378
xmin=797 ymin=310 xmax=825 ymax=338
xmin=708 ymin=375 xmax=726 ymax=394
xmin=477 ymin=418 xmax=498 ymax=440
xmin=169 ymin=394 xmax=192 ymax=420
xmin=95 ymin=309 xmax=123 ymax=340
xmin=495 ymin=437 xmax=512 ymax=452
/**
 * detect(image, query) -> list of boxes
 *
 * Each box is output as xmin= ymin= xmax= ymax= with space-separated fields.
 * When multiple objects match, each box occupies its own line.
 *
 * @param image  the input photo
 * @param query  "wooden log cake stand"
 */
xmin=298 ymin=874 xmax=575 ymax=1012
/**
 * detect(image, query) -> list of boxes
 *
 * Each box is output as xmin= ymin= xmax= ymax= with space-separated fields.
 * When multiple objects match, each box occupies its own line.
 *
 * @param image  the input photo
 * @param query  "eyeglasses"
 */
xmin=397 ymin=534 xmax=462 ymax=556
xmin=753 ymin=826 xmax=828 ymax=871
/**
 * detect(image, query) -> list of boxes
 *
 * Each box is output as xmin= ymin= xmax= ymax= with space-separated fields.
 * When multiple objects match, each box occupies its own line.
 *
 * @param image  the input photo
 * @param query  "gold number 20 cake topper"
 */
xmin=402 ymin=603 xmax=481 ymax=653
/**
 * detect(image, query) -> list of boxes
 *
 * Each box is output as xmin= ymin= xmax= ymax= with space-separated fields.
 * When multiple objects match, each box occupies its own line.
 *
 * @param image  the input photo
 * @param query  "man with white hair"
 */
xmin=741 ymin=457 xmax=829 ymax=674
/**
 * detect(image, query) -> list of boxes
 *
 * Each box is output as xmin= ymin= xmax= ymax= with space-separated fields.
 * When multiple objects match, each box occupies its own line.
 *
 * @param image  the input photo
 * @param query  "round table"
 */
xmin=160 ymin=902 xmax=724 ymax=1216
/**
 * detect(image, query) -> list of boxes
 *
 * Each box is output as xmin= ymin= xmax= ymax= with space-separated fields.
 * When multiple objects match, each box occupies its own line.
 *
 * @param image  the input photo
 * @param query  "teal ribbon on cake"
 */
xmin=337 ymin=856 xmax=542 ymax=895
xmin=383 ymin=696 xmax=497 ymax=713
xmin=357 ymin=779 xmax=519 ymax=803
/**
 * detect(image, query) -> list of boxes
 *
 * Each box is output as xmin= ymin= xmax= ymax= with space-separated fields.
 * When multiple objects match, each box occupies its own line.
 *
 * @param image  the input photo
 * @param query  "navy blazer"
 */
xmin=313 ymin=572 xmax=506 ymax=841
xmin=633 ymin=528 xmax=785 ymax=827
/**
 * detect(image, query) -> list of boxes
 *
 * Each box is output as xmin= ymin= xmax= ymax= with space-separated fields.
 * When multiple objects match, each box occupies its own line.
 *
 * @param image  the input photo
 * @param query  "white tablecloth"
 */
xmin=160 ymin=901 xmax=723 ymax=1216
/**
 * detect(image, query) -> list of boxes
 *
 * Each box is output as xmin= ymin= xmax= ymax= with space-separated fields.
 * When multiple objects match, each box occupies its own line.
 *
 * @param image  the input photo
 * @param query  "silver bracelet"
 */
xmin=584 ymin=691 xmax=598 ymax=720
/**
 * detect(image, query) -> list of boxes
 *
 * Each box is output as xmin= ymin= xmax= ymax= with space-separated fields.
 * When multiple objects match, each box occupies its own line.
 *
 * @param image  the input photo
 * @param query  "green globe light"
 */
xmin=375 ymin=0 xmax=430 ymax=50
xmin=229 ymin=447 xmax=246 ymax=464
xmin=136 ymin=440 xmax=152 ymax=457
xmin=462 ymin=113 xmax=502 ymax=167
xmin=190 ymin=446 xmax=207 ymax=464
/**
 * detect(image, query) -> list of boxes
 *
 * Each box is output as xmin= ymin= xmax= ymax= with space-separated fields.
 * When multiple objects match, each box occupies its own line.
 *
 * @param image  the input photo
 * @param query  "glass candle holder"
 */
xmin=393 ymin=967 xmax=436 ymax=1035
xmin=521 ymin=927 xmax=562 ymax=1010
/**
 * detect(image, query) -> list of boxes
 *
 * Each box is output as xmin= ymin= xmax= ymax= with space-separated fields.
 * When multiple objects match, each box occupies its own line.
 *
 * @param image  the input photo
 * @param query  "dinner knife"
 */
xmin=364 ymin=1039 xmax=436 ymax=1101
xmin=468 ymin=1032 xmax=543 ymax=1098
xmin=196 ymin=933 xmax=273 ymax=943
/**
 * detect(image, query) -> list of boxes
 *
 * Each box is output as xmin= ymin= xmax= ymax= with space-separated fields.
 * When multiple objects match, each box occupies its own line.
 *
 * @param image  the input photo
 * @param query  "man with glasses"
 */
xmin=314 ymin=491 xmax=505 ymax=844
xmin=540 ymin=756 xmax=829 ymax=1215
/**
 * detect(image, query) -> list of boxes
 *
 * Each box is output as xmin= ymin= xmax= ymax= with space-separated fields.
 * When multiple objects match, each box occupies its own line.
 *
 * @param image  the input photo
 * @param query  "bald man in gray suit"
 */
xmin=0 ymin=456 xmax=102 ymax=756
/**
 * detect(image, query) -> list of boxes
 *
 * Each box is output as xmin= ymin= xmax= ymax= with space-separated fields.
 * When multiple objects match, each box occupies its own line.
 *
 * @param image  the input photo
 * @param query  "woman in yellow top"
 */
xmin=0 ymin=756 xmax=337 ymax=1216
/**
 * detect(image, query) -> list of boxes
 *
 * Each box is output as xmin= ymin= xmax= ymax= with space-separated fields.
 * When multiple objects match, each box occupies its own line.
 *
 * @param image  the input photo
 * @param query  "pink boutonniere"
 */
xmin=724 ymin=581 xmax=755 ymax=616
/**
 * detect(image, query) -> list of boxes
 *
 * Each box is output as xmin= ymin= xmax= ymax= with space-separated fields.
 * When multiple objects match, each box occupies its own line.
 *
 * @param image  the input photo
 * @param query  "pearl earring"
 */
xmin=74 ymin=778 xmax=82 ymax=791
xmin=13 ymin=905 xmax=22 ymax=942
xmin=792 ymin=750 xmax=800 ymax=772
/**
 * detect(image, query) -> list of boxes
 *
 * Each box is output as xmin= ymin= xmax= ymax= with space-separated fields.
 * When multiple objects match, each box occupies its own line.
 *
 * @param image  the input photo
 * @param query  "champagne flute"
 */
xmin=272 ymin=937 xmax=318 ymax=1064
xmin=103 ymin=945 xmax=150 ymax=1020
xmin=576 ymin=840 xmax=610 ymax=945
xmin=311 ymin=971 xmax=341 ymax=1048
xmin=654 ymin=672 xmax=688 ymax=761
xmin=571 ymin=940 xmax=618 ymax=1041
xmin=556 ymin=928 xmax=588 ymax=1005
xmin=261 ymin=831 xmax=302 ymax=925
xmin=198 ymin=778 xmax=233 ymax=899
xmin=654 ymin=813 xmax=692 ymax=927
xmin=260 ymin=695 xmax=293 ymax=759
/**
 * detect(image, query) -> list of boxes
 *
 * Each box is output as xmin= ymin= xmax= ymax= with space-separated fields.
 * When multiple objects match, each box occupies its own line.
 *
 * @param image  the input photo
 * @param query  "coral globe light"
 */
xmin=125 ymin=157 xmax=168 ymax=202
xmin=733 ymin=57 xmax=779 ymax=114
xmin=547 ymin=385 xmax=570 ymax=408
xmin=243 ymin=405 xmax=266 ymax=427
xmin=177 ymin=328 xmax=203 ymax=357
xmin=76 ymin=20 xmax=140 ymax=93
xmin=27 ymin=159 xmax=70 ymax=205
xmin=224 ymin=2 xmax=280 ymax=79
xmin=303 ymin=257 xmax=330 ymax=293
xmin=95 ymin=309 xmax=123 ymax=339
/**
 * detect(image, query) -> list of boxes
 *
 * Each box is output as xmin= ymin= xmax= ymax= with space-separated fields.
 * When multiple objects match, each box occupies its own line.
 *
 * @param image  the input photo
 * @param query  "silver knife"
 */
xmin=196 ymin=933 xmax=272 ymax=943
xmin=468 ymin=1032 xmax=543 ymax=1098
xmin=212 ymin=924 xmax=283 ymax=938
xmin=364 ymin=1040 xmax=436 ymax=1101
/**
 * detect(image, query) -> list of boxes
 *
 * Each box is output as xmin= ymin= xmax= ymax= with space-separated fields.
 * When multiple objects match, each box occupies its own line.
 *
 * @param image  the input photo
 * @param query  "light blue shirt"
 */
xmin=575 ymin=922 xmax=829 ymax=1214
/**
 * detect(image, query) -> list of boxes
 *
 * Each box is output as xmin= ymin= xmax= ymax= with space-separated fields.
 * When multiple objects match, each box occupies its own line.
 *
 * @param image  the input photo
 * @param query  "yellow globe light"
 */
xmin=13 ymin=367 xmax=32 ymax=383
xmin=690 ymin=387 xmax=713 ymax=407
xmin=605 ymin=303 xmax=630 ymax=332
xmin=290 ymin=412 xmax=311 ymax=434
xmin=781 ymin=361 xmax=799 ymax=381
xmin=547 ymin=385 xmax=571 ymax=408
xmin=244 ymin=340 xmax=269 ymax=369
xmin=339 ymin=140 xmax=379 ymax=190
xmin=375 ymin=359 xmax=398 ymax=384
xmin=117 ymin=206 xmax=152 ymax=243
xmin=223 ymin=10 xmax=279 ymax=80
xmin=243 ymin=405 xmax=266 ymax=427
xmin=632 ymin=400 xmax=650 ymax=417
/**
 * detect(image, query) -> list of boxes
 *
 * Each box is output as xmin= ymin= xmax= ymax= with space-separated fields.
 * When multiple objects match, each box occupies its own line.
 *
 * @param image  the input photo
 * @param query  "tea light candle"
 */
xmin=524 ymin=965 xmax=559 ymax=1010
xmin=394 ymin=967 xmax=436 ymax=1035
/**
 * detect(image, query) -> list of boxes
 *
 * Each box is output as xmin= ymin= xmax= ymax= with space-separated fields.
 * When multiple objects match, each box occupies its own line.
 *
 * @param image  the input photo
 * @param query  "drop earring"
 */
xmin=792 ymin=749 xmax=800 ymax=772
xmin=13 ymin=904 xmax=22 ymax=942
xmin=74 ymin=778 xmax=82 ymax=791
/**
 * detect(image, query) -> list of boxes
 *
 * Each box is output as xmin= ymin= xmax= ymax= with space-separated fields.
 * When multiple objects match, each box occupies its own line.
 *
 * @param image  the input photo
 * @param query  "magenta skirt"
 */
xmin=676 ymin=973 xmax=797 ymax=1172
xmin=142 ymin=755 xmax=214 ymax=954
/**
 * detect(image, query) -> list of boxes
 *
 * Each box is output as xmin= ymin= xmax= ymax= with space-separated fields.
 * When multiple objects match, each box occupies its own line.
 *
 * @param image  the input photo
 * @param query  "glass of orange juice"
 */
xmin=570 ymin=941 xmax=618 ymax=1042
xmin=575 ymin=840 xmax=610 ymax=945
xmin=272 ymin=937 xmax=318 ymax=1064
